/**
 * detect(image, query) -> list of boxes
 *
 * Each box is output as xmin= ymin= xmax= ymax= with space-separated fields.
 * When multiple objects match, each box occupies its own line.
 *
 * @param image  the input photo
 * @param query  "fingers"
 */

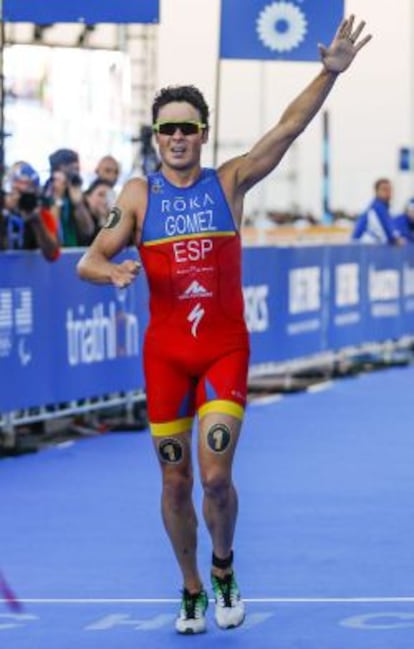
xmin=337 ymin=14 xmax=355 ymax=39
xmin=354 ymin=33 xmax=373 ymax=52
xmin=344 ymin=14 xmax=355 ymax=38
xmin=114 ymin=274 xmax=135 ymax=288
xmin=350 ymin=19 xmax=366 ymax=42
xmin=335 ymin=18 xmax=348 ymax=40
xmin=112 ymin=260 xmax=141 ymax=288
xmin=340 ymin=14 xmax=372 ymax=47
xmin=348 ymin=19 xmax=371 ymax=46
xmin=123 ymin=259 xmax=141 ymax=274
xmin=336 ymin=14 xmax=371 ymax=45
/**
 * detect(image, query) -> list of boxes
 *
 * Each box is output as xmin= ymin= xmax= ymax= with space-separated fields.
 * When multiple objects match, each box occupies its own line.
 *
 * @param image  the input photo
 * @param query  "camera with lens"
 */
xmin=66 ymin=170 xmax=83 ymax=187
xmin=18 ymin=192 xmax=39 ymax=213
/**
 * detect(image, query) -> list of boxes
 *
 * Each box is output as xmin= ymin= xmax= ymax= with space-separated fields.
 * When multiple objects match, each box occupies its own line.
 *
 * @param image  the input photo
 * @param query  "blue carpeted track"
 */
xmin=1 ymin=365 xmax=414 ymax=648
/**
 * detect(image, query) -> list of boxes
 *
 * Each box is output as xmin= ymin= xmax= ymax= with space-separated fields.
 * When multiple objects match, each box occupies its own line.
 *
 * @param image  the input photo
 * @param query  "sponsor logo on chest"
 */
xmin=179 ymin=280 xmax=213 ymax=300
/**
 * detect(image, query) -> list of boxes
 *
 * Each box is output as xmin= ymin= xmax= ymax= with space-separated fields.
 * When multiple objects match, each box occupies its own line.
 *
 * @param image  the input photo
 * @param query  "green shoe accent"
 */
xmin=211 ymin=572 xmax=245 ymax=629
xmin=175 ymin=588 xmax=208 ymax=634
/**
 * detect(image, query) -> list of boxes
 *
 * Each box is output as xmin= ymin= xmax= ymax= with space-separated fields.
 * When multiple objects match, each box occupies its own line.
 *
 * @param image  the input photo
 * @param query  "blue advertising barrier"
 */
xmin=1 ymin=245 xmax=414 ymax=414
xmin=0 ymin=250 xmax=148 ymax=412
xmin=243 ymin=244 xmax=414 ymax=366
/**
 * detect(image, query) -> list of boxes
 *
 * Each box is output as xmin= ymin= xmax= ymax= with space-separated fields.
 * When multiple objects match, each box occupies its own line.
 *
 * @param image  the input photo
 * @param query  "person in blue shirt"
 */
xmin=352 ymin=178 xmax=404 ymax=245
xmin=393 ymin=198 xmax=414 ymax=243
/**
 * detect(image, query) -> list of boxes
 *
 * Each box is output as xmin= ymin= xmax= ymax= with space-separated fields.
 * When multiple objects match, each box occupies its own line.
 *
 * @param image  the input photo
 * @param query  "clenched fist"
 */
xmin=111 ymin=259 xmax=141 ymax=288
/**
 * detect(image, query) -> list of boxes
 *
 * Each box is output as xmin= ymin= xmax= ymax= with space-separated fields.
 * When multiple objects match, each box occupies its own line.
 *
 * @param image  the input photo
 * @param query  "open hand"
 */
xmin=319 ymin=15 xmax=372 ymax=74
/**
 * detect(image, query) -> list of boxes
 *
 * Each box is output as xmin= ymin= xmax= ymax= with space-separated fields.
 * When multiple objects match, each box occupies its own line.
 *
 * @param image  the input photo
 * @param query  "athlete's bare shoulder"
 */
xmin=119 ymin=176 xmax=148 ymax=204
xmin=117 ymin=176 xmax=149 ymax=228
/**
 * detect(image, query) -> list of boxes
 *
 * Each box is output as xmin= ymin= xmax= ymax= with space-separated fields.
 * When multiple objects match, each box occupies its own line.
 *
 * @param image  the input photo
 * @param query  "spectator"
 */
xmin=81 ymin=179 xmax=113 ymax=243
xmin=95 ymin=155 xmax=120 ymax=188
xmin=393 ymin=198 xmax=414 ymax=243
xmin=351 ymin=178 xmax=404 ymax=245
xmin=0 ymin=161 xmax=60 ymax=261
xmin=43 ymin=148 xmax=95 ymax=246
xmin=138 ymin=125 xmax=161 ymax=176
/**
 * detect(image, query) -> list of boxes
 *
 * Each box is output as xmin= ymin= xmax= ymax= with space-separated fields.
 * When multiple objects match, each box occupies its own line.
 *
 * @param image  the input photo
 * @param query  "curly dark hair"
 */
xmin=151 ymin=85 xmax=210 ymax=128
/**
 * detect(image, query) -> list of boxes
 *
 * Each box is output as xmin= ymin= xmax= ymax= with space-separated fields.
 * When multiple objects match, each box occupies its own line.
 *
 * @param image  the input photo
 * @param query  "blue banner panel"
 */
xmin=0 ymin=250 xmax=148 ymax=412
xmin=243 ymin=247 xmax=280 ymax=365
xmin=220 ymin=0 xmax=344 ymax=61
xmin=361 ymin=246 xmax=404 ymax=342
xmin=244 ymin=246 xmax=327 ymax=365
xmin=401 ymin=246 xmax=414 ymax=331
xmin=4 ymin=0 xmax=159 ymax=24
xmin=0 ymin=254 xmax=55 ymax=409
xmin=276 ymin=246 xmax=327 ymax=359
xmin=326 ymin=245 xmax=366 ymax=350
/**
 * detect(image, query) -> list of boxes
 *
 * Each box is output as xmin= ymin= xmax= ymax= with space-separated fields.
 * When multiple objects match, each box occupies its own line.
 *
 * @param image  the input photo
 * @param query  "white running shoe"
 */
xmin=211 ymin=572 xmax=245 ymax=629
xmin=175 ymin=588 xmax=208 ymax=634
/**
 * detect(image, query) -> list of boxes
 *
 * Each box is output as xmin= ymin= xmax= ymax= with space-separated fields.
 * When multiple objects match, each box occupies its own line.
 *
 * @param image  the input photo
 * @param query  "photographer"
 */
xmin=43 ymin=148 xmax=95 ymax=246
xmin=1 ymin=161 xmax=60 ymax=261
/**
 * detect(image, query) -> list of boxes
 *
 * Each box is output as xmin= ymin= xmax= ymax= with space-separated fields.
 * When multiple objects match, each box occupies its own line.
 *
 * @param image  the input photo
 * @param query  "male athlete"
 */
xmin=77 ymin=15 xmax=371 ymax=634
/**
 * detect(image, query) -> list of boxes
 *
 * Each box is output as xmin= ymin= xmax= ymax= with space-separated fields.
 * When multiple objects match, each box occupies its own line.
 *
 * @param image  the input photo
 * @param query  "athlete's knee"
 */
xmin=201 ymin=468 xmax=232 ymax=504
xmin=162 ymin=469 xmax=193 ymax=509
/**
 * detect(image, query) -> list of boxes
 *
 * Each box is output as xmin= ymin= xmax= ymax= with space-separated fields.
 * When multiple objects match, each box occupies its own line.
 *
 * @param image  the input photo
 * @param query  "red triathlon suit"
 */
xmin=139 ymin=168 xmax=250 ymax=436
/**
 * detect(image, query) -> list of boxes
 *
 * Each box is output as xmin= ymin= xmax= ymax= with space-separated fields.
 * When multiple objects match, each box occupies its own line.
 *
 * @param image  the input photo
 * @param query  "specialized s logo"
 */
xmin=187 ymin=303 xmax=205 ymax=337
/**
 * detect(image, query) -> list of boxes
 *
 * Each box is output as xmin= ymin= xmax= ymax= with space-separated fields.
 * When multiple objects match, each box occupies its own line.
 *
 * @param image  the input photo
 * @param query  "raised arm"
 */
xmin=225 ymin=15 xmax=372 ymax=196
xmin=76 ymin=177 xmax=145 ymax=287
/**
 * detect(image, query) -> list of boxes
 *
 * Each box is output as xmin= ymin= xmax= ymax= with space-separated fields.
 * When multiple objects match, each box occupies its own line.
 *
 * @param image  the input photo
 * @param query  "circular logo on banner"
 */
xmin=256 ymin=2 xmax=308 ymax=53
xmin=158 ymin=438 xmax=183 ymax=464
xmin=207 ymin=424 xmax=231 ymax=454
